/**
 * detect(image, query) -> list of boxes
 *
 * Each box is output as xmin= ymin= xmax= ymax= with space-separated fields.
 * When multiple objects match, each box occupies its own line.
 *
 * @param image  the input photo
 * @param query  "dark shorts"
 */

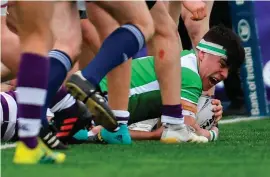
xmin=79 ymin=10 xmax=87 ymax=19
xmin=146 ymin=0 xmax=157 ymax=10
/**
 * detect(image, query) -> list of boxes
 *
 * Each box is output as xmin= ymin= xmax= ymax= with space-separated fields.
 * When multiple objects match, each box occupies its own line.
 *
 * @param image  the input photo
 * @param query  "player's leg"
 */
xmin=148 ymin=1 xmax=208 ymax=143
xmin=13 ymin=1 xmax=65 ymax=164
xmin=66 ymin=5 xmax=132 ymax=143
xmin=71 ymin=2 xmax=100 ymax=73
xmin=65 ymin=13 xmax=100 ymax=78
xmin=66 ymin=1 xmax=154 ymax=133
xmin=85 ymin=3 xmax=129 ymax=112
xmin=42 ymin=1 xmax=81 ymax=125
xmin=47 ymin=87 xmax=93 ymax=144
xmin=147 ymin=1 xmax=185 ymax=143
xmin=84 ymin=2 xmax=133 ymax=144
xmin=1 ymin=4 xmax=20 ymax=78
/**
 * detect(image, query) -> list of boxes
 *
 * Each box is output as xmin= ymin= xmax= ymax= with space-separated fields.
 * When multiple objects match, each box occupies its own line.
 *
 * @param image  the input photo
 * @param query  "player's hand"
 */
xmin=211 ymin=99 xmax=223 ymax=123
xmin=182 ymin=1 xmax=207 ymax=21
xmin=152 ymin=126 xmax=165 ymax=140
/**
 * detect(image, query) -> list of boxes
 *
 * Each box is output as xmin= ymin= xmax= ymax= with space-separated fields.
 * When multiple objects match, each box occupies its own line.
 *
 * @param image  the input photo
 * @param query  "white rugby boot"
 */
xmin=160 ymin=123 xmax=208 ymax=143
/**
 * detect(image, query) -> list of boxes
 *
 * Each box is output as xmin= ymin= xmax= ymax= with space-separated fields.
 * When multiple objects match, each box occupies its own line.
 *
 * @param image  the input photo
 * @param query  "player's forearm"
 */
xmin=184 ymin=115 xmax=219 ymax=141
xmin=129 ymin=130 xmax=160 ymax=140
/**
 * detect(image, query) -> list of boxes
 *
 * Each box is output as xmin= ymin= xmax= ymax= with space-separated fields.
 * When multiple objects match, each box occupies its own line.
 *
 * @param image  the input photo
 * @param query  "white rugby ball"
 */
xmin=196 ymin=96 xmax=215 ymax=130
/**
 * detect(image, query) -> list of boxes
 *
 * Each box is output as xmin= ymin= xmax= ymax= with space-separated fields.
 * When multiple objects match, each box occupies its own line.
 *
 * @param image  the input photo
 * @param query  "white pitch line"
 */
xmin=219 ymin=116 xmax=266 ymax=124
xmin=0 ymin=143 xmax=16 ymax=150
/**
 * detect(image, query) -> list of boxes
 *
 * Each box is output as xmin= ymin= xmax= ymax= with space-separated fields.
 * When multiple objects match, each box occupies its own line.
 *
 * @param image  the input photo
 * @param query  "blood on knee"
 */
xmin=158 ymin=49 xmax=165 ymax=60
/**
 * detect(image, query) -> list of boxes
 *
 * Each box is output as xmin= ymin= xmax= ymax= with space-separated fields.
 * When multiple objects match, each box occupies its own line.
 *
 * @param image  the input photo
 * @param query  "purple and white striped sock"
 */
xmin=16 ymin=53 xmax=49 ymax=149
xmin=0 ymin=92 xmax=17 ymax=141
xmin=112 ymin=110 xmax=129 ymax=130
xmin=49 ymin=87 xmax=76 ymax=113
xmin=161 ymin=104 xmax=184 ymax=125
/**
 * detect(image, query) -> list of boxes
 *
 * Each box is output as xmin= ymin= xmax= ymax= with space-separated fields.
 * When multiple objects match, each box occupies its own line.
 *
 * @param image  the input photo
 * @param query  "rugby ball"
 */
xmin=196 ymin=96 xmax=215 ymax=130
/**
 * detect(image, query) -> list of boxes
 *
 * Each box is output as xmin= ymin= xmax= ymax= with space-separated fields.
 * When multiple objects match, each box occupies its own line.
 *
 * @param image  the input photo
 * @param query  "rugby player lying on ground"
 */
xmin=94 ymin=25 xmax=244 ymax=143
xmin=54 ymin=25 xmax=245 ymax=143
xmin=1 ymin=25 xmax=244 ymax=144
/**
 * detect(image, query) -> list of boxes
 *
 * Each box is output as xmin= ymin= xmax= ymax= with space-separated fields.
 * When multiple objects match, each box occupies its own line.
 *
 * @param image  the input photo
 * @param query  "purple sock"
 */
xmin=41 ymin=50 xmax=72 ymax=125
xmin=161 ymin=104 xmax=184 ymax=124
xmin=50 ymin=87 xmax=70 ymax=108
xmin=49 ymin=87 xmax=77 ymax=113
xmin=16 ymin=53 xmax=49 ymax=149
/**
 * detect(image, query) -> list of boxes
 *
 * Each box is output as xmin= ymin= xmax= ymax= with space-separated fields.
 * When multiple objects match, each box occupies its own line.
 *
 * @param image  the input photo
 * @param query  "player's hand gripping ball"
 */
xmin=196 ymin=96 xmax=215 ymax=130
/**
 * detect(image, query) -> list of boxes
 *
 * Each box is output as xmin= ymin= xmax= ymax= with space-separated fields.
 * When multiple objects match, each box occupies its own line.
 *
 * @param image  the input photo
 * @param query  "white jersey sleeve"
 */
xmin=1 ymin=0 xmax=8 ymax=16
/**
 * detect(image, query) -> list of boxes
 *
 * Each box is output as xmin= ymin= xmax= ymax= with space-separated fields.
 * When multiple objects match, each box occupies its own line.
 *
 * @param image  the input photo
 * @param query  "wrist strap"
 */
xmin=209 ymin=130 xmax=218 ymax=141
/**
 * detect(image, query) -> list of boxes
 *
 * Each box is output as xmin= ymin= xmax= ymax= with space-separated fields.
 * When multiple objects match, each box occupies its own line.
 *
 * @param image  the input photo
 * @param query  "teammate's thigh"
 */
xmin=95 ymin=1 xmax=154 ymax=41
xmin=165 ymin=1 xmax=182 ymax=26
xmin=148 ymin=1 xmax=182 ymax=105
xmin=77 ymin=19 xmax=99 ymax=68
xmin=148 ymin=0 xmax=181 ymax=61
xmin=51 ymin=1 xmax=82 ymax=61
xmin=15 ymin=1 xmax=54 ymax=55
xmin=6 ymin=4 xmax=18 ymax=34
xmin=181 ymin=0 xmax=214 ymax=46
xmin=86 ymin=2 xmax=119 ymax=42
xmin=80 ymin=18 xmax=100 ymax=54
xmin=86 ymin=2 xmax=131 ymax=111
xmin=150 ymin=1 xmax=179 ymax=40
xmin=1 ymin=17 xmax=20 ymax=75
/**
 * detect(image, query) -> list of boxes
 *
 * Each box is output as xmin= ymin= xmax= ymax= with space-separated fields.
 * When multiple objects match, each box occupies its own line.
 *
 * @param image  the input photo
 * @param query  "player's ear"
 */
xmin=198 ymin=50 xmax=205 ymax=62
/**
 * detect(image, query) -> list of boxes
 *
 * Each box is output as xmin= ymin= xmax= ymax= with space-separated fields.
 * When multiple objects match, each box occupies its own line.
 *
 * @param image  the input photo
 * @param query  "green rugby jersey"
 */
xmin=99 ymin=50 xmax=202 ymax=123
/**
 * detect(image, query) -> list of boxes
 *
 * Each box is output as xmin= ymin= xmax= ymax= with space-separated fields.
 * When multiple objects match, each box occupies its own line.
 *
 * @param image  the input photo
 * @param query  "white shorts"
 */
xmin=1 ymin=0 xmax=8 ymax=16
xmin=77 ymin=1 xmax=86 ymax=11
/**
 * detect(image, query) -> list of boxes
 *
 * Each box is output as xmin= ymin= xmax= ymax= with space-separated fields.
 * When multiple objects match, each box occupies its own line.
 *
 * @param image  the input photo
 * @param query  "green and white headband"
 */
xmin=196 ymin=39 xmax=227 ymax=59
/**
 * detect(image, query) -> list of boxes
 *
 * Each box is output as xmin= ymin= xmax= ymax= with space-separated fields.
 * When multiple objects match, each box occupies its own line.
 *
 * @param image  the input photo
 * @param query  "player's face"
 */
xmin=198 ymin=51 xmax=229 ymax=91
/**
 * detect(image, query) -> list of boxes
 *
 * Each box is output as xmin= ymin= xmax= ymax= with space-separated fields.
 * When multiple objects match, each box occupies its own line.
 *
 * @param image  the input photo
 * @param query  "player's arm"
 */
xmin=129 ymin=127 xmax=163 ymax=140
xmin=129 ymin=99 xmax=219 ymax=141
xmin=181 ymin=99 xmax=219 ymax=142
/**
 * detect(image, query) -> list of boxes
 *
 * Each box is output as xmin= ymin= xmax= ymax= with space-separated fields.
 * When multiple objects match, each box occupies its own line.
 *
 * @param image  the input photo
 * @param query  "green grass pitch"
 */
xmin=1 ymin=118 xmax=270 ymax=177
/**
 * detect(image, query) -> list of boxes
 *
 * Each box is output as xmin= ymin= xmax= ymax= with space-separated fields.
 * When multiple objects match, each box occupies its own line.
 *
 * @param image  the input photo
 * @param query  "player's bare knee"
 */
xmin=52 ymin=3 xmax=82 ymax=60
xmin=80 ymin=19 xmax=101 ymax=54
xmin=151 ymin=1 xmax=178 ymax=40
xmin=97 ymin=1 xmax=155 ymax=42
xmin=152 ymin=14 xmax=179 ymax=51
xmin=134 ymin=14 xmax=155 ymax=42
xmin=118 ymin=13 xmax=154 ymax=42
